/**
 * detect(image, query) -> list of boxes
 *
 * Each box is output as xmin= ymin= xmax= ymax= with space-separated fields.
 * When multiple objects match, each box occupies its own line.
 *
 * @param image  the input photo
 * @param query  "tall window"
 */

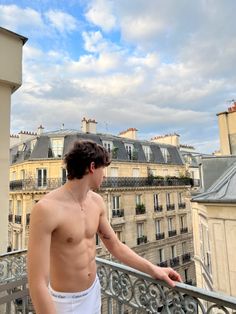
xmin=17 ymin=200 xmax=22 ymax=215
xmin=154 ymin=194 xmax=159 ymax=207
xmin=136 ymin=194 xmax=142 ymax=205
xmin=160 ymin=147 xmax=170 ymax=163
xmin=137 ymin=223 xmax=144 ymax=237
xmin=37 ymin=169 xmax=47 ymax=187
xmin=143 ymin=145 xmax=152 ymax=161
xmin=20 ymin=170 xmax=25 ymax=180
xmin=166 ymin=193 xmax=171 ymax=205
xmin=180 ymin=215 xmax=187 ymax=229
xmin=50 ymin=138 xmax=64 ymax=157
xmin=158 ymin=248 xmax=164 ymax=263
xmin=111 ymin=167 xmax=118 ymax=177
xmin=178 ymin=192 xmax=183 ymax=204
xmin=102 ymin=140 xmax=113 ymax=153
xmin=182 ymin=242 xmax=187 ymax=254
xmin=125 ymin=144 xmax=134 ymax=160
xmin=155 ymin=220 xmax=161 ymax=234
xmin=171 ymin=245 xmax=177 ymax=258
xmin=168 ymin=217 xmax=174 ymax=231
xmin=112 ymin=196 xmax=120 ymax=209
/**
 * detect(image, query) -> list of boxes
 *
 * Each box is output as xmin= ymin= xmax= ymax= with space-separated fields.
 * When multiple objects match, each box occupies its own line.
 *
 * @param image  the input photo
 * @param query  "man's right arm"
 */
xmin=27 ymin=201 xmax=57 ymax=314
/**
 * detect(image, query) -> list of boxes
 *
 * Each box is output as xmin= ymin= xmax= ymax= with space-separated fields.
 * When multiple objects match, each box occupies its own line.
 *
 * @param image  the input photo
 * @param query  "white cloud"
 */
xmin=85 ymin=0 xmax=116 ymax=32
xmin=45 ymin=10 xmax=78 ymax=34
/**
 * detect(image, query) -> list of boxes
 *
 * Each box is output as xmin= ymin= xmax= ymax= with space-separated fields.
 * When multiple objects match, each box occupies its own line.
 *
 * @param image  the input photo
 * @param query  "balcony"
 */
xmin=180 ymin=227 xmax=188 ymax=234
xmin=1 ymin=250 xmax=236 ymax=313
xmin=135 ymin=204 xmax=146 ymax=215
xmin=170 ymin=256 xmax=180 ymax=267
xmin=157 ymin=260 xmax=168 ymax=267
xmin=156 ymin=232 xmax=165 ymax=240
xmin=154 ymin=205 xmax=163 ymax=212
xmin=10 ymin=177 xmax=192 ymax=191
xmin=168 ymin=230 xmax=177 ymax=237
xmin=182 ymin=253 xmax=191 ymax=263
xmin=167 ymin=204 xmax=175 ymax=211
xmin=14 ymin=215 xmax=22 ymax=224
xmin=137 ymin=235 xmax=147 ymax=245
xmin=178 ymin=202 xmax=186 ymax=209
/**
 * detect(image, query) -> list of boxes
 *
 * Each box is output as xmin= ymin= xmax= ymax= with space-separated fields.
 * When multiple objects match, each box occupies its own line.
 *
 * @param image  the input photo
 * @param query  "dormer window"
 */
xmin=143 ymin=145 xmax=152 ymax=162
xmin=102 ymin=140 xmax=113 ymax=153
xmin=160 ymin=147 xmax=171 ymax=163
xmin=50 ymin=138 xmax=64 ymax=158
xmin=125 ymin=143 xmax=134 ymax=160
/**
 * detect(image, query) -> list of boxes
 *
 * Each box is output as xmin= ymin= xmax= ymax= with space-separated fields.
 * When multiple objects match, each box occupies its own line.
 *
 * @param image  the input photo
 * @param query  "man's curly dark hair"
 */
xmin=64 ymin=140 xmax=111 ymax=180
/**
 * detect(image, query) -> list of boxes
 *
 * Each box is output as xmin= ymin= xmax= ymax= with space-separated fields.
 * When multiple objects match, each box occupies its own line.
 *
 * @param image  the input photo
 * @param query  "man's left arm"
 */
xmin=97 ymin=199 xmax=182 ymax=287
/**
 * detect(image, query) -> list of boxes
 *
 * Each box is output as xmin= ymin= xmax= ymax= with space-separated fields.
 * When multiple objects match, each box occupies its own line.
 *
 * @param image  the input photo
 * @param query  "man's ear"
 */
xmin=89 ymin=162 xmax=95 ymax=173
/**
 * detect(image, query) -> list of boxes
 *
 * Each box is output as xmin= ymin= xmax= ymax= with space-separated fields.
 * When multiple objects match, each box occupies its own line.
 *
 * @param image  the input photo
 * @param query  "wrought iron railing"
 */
xmin=9 ymin=177 xmax=192 ymax=191
xmin=1 ymin=250 xmax=236 ymax=313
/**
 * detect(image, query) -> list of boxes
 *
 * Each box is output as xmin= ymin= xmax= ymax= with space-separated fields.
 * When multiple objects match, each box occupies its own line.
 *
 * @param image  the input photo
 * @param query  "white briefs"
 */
xmin=49 ymin=275 xmax=101 ymax=314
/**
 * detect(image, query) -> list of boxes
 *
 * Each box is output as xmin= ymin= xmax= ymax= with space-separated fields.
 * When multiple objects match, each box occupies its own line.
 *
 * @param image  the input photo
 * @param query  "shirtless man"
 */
xmin=27 ymin=140 xmax=182 ymax=314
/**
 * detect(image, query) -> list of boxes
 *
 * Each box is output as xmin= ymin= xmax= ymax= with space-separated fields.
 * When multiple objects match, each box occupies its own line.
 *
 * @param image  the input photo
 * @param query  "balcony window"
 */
xmin=17 ymin=200 xmax=22 ymax=215
xmin=37 ymin=169 xmax=47 ymax=187
xmin=136 ymin=194 xmax=142 ymax=205
xmin=112 ymin=196 xmax=120 ymax=210
xmin=155 ymin=219 xmax=161 ymax=234
xmin=158 ymin=248 xmax=165 ymax=263
xmin=166 ymin=193 xmax=171 ymax=206
xmin=171 ymin=245 xmax=177 ymax=259
xmin=180 ymin=215 xmax=187 ymax=229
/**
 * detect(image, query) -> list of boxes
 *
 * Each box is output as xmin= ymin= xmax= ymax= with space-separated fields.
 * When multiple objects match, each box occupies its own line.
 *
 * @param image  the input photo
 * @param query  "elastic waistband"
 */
xmin=49 ymin=275 xmax=99 ymax=299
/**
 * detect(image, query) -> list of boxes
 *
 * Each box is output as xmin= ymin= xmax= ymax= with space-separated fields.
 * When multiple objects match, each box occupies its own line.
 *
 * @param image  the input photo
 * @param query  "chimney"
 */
xmin=37 ymin=125 xmax=44 ymax=136
xmin=118 ymin=128 xmax=138 ymax=140
xmin=81 ymin=118 xmax=97 ymax=134
xmin=151 ymin=133 xmax=180 ymax=147
xmin=10 ymin=134 xmax=20 ymax=147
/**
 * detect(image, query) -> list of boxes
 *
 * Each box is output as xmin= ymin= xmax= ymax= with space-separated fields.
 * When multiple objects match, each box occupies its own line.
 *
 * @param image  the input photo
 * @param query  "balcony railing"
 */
xmin=180 ymin=227 xmax=188 ymax=234
xmin=10 ymin=177 xmax=192 ymax=191
xmin=154 ymin=205 xmax=163 ymax=212
xmin=170 ymin=256 xmax=180 ymax=267
xmin=178 ymin=202 xmax=186 ymax=209
xmin=112 ymin=209 xmax=124 ymax=218
xmin=156 ymin=232 xmax=165 ymax=240
xmin=167 ymin=204 xmax=175 ymax=211
xmin=137 ymin=235 xmax=147 ymax=245
xmin=14 ymin=215 xmax=22 ymax=224
xmin=182 ymin=252 xmax=191 ymax=263
xmin=1 ymin=250 xmax=236 ymax=313
xmin=168 ymin=230 xmax=177 ymax=237
xmin=157 ymin=260 xmax=168 ymax=267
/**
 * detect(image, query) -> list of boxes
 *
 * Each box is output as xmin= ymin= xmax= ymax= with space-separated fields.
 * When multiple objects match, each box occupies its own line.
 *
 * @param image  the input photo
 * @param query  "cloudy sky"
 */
xmin=1 ymin=0 xmax=236 ymax=153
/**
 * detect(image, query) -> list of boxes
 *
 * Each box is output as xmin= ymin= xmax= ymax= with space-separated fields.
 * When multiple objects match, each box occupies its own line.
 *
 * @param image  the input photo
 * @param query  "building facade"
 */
xmin=9 ymin=124 xmax=196 ymax=283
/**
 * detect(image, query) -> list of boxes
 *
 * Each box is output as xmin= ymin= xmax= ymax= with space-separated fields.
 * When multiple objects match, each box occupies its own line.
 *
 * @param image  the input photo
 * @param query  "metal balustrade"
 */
xmin=1 ymin=250 xmax=236 ymax=313
xmin=9 ymin=177 xmax=192 ymax=191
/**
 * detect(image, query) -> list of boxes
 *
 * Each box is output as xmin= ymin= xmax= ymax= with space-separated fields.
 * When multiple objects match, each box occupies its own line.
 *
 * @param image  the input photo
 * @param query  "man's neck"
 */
xmin=64 ymin=179 xmax=90 ymax=203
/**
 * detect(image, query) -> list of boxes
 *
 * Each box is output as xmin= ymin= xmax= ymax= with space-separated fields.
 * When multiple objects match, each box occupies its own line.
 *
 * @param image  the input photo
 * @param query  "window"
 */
xmin=155 ymin=220 xmax=161 ymax=234
xmin=50 ymin=138 xmax=64 ymax=157
xmin=160 ymin=147 xmax=170 ymax=163
xmin=111 ymin=167 xmax=118 ymax=177
xmin=143 ymin=145 xmax=152 ymax=161
xmin=12 ymin=171 xmax=17 ymax=180
xmin=137 ymin=223 xmax=144 ymax=237
xmin=168 ymin=217 xmax=174 ymax=231
xmin=9 ymin=200 xmax=13 ymax=214
xmin=20 ymin=170 xmax=25 ymax=180
xmin=166 ymin=193 xmax=171 ymax=205
xmin=136 ymin=194 xmax=142 ymax=205
xmin=171 ymin=245 xmax=177 ymax=258
xmin=154 ymin=194 xmax=159 ymax=207
xmin=17 ymin=200 xmax=22 ymax=215
xmin=182 ymin=242 xmax=187 ymax=254
xmin=125 ymin=143 xmax=134 ymax=160
xmin=102 ymin=140 xmax=113 ymax=153
xmin=180 ymin=215 xmax=187 ymax=229
xmin=158 ymin=248 xmax=165 ymax=263
xmin=37 ymin=169 xmax=47 ymax=187
xmin=112 ymin=196 xmax=120 ymax=209
xmin=178 ymin=192 xmax=183 ymax=204
xmin=184 ymin=269 xmax=188 ymax=282
xmin=30 ymin=139 xmax=37 ymax=151
xmin=132 ymin=168 xmax=140 ymax=177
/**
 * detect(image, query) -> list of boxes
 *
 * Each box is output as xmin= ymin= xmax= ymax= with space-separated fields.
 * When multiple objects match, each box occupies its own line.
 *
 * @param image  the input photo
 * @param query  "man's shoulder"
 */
xmin=89 ymin=190 xmax=103 ymax=202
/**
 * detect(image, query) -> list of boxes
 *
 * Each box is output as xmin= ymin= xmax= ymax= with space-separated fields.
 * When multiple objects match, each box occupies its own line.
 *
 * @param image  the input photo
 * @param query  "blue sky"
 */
xmin=1 ymin=0 xmax=236 ymax=153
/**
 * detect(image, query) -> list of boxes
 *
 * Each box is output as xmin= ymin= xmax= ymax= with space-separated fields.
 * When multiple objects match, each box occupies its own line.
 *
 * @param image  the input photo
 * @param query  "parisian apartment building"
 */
xmin=8 ymin=118 xmax=197 ymax=284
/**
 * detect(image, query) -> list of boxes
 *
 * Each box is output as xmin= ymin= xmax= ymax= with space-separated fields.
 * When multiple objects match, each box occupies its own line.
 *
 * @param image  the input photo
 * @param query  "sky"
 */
xmin=1 ymin=0 xmax=236 ymax=153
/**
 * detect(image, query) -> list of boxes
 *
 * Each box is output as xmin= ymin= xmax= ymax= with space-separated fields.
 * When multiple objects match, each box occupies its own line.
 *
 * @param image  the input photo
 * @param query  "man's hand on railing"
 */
xmin=151 ymin=265 xmax=182 ymax=288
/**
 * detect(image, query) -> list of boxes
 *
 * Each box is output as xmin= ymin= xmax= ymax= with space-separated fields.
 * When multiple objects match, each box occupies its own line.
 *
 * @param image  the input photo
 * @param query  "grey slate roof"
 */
xmin=10 ymin=129 xmax=184 ymax=166
xmin=192 ymin=157 xmax=236 ymax=203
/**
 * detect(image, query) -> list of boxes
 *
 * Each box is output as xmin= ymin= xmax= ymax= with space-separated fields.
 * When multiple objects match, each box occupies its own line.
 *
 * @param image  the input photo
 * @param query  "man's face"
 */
xmin=92 ymin=166 xmax=106 ymax=189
